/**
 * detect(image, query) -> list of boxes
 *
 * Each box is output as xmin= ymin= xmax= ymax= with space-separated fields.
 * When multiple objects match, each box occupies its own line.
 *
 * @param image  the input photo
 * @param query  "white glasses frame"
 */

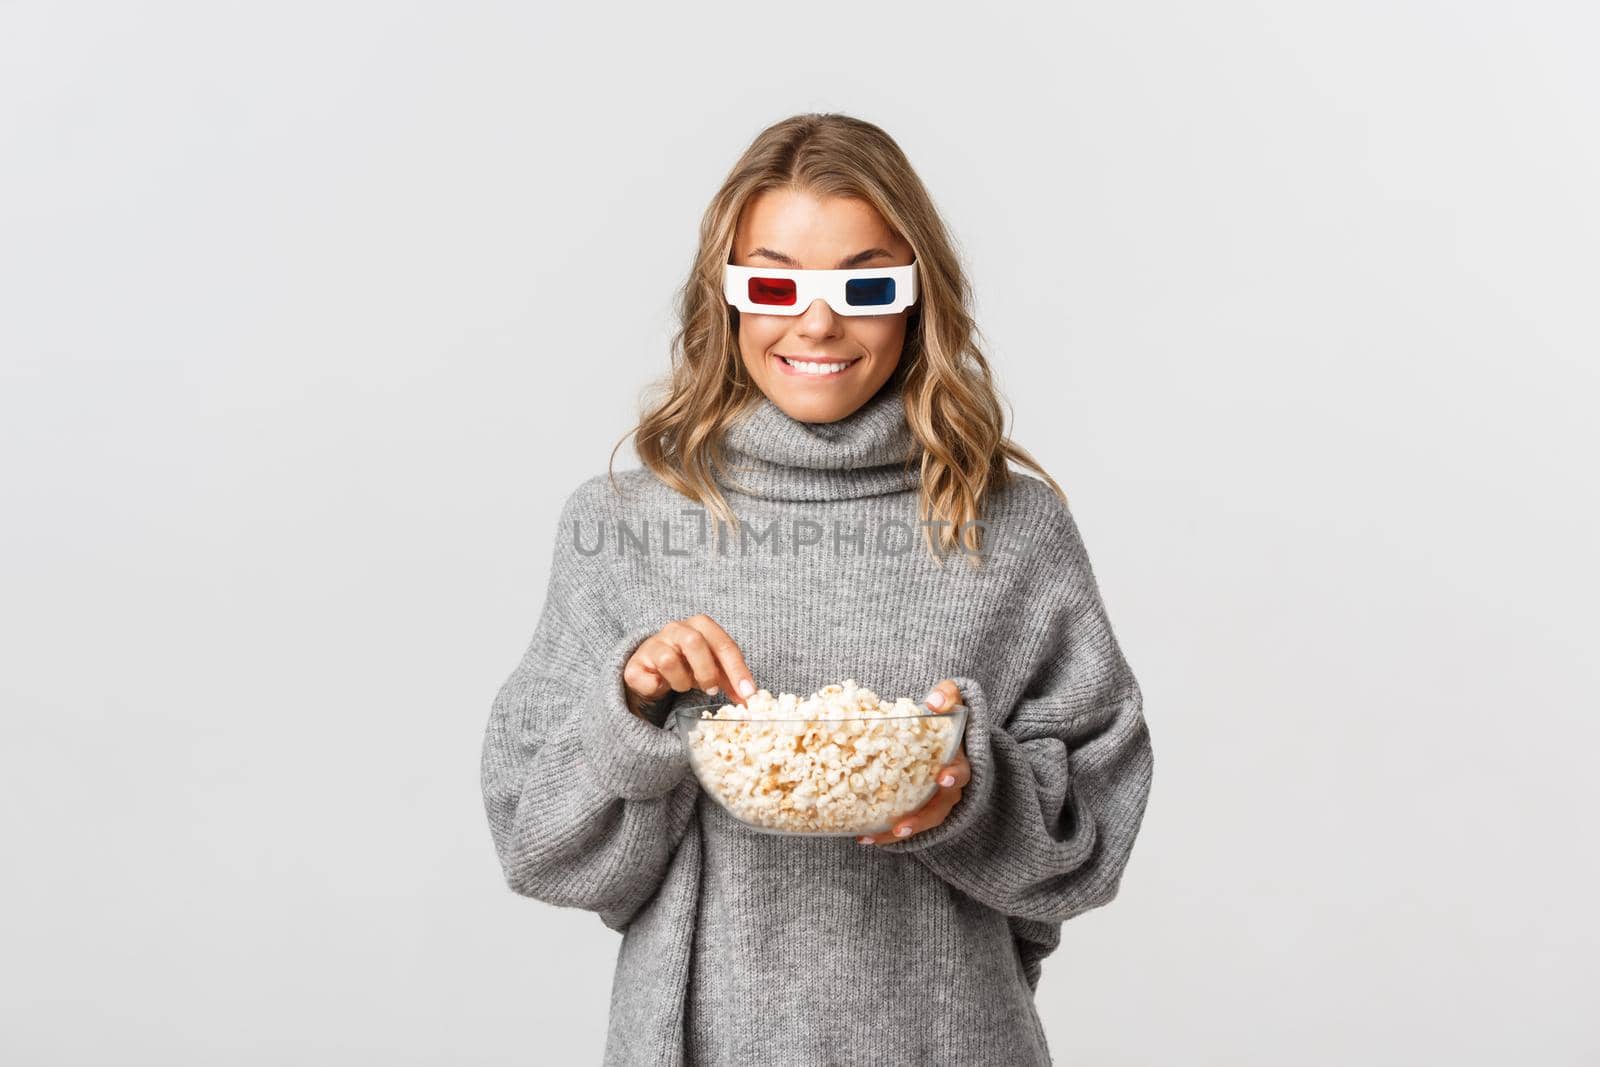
xmin=723 ymin=258 xmax=919 ymax=317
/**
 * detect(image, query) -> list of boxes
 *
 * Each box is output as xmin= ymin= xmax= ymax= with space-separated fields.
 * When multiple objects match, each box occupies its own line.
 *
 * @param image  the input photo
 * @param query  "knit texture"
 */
xmin=481 ymin=376 xmax=1155 ymax=1065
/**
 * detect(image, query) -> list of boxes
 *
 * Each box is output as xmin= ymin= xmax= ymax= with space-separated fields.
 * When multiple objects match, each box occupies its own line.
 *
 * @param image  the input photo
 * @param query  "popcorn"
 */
xmin=680 ymin=679 xmax=963 ymax=835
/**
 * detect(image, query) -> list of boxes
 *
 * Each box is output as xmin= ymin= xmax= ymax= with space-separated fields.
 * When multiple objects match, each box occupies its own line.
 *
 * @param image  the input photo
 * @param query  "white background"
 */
xmin=3 ymin=3 xmax=1596 ymax=1064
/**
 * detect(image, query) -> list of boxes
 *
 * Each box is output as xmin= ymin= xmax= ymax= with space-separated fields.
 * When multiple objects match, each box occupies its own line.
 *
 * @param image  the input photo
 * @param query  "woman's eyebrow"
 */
xmin=747 ymin=246 xmax=895 ymax=269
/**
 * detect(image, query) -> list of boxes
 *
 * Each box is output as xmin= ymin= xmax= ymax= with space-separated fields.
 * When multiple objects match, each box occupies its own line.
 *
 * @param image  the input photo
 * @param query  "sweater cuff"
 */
xmin=872 ymin=675 xmax=998 ymax=853
xmin=575 ymin=625 xmax=692 ymax=801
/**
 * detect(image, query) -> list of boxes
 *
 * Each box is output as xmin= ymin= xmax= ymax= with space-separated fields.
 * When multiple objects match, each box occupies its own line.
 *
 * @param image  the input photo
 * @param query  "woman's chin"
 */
xmin=763 ymin=384 xmax=874 ymax=423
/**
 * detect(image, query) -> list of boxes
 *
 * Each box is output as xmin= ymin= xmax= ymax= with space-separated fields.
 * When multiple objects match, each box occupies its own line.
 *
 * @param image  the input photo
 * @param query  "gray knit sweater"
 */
xmin=480 ymin=376 xmax=1155 ymax=1065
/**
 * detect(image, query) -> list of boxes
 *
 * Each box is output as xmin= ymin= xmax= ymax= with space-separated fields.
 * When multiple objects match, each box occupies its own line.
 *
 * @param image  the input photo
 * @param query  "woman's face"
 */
xmin=730 ymin=187 xmax=916 ymax=424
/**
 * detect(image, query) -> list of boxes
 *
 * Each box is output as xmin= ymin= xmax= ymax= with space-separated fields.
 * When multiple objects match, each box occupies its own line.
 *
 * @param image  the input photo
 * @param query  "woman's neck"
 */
xmin=713 ymin=377 xmax=922 ymax=503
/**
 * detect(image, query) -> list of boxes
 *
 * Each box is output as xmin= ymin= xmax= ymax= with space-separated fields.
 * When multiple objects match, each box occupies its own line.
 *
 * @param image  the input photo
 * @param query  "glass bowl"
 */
xmin=669 ymin=696 xmax=969 ymax=837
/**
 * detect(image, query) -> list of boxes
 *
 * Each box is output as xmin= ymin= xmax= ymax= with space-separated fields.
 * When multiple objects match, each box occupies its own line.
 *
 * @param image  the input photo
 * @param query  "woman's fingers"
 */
xmin=636 ymin=634 xmax=698 ymax=693
xmin=661 ymin=620 xmax=725 ymax=695
xmin=862 ymin=786 xmax=957 ymax=845
xmin=628 ymin=615 xmax=758 ymax=709
xmin=936 ymin=744 xmax=971 ymax=789
xmin=922 ymin=678 xmax=964 ymax=714
xmin=622 ymin=656 xmax=668 ymax=708
xmin=925 ymin=679 xmax=969 ymax=787
xmin=682 ymin=614 xmax=757 ymax=704
xmin=859 ymin=689 xmax=968 ymax=846
xmin=861 ymin=747 xmax=967 ymax=845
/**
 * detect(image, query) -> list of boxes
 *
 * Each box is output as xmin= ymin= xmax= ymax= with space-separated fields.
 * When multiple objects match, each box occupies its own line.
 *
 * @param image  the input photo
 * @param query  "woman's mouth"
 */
xmin=773 ymin=353 xmax=859 ymax=377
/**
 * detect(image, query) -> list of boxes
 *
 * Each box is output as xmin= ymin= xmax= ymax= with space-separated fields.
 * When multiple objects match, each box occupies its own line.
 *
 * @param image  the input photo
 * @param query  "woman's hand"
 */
xmin=624 ymin=614 xmax=757 ymax=719
xmin=859 ymin=678 xmax=972 ymax=845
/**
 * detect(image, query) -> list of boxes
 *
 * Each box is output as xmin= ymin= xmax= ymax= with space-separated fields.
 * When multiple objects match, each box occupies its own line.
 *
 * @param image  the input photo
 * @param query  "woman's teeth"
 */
xmin=780 ymin=356 xmax=853 ymax=376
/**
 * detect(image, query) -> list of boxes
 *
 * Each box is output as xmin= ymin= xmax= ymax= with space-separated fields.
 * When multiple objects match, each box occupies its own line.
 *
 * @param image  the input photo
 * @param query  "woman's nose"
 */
xmin=796 ymin=298 xmax=841 ymax=338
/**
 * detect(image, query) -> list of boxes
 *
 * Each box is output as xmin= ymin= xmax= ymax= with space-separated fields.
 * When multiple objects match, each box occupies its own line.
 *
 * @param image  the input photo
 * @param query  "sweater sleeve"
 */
xmin=874 ymin=503 xmax=1155 ymax=926
xmin=480 ymin=485 xmax=698 ymax=933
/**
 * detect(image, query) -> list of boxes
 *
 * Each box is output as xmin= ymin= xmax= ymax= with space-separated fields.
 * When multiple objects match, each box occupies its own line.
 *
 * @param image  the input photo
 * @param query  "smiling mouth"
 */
xmin=774 ymin=354 xmax=859 ymax=377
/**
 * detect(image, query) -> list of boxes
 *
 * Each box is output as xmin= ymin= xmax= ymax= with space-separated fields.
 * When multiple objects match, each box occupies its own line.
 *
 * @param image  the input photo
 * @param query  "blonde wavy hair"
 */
xmin=608 ymin=111 xmax=1067 ymax=565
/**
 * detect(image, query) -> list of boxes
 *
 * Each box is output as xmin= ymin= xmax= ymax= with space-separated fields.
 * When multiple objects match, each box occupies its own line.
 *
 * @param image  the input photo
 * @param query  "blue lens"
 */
xmin=845 ymin=277 xmax=895 ymax=306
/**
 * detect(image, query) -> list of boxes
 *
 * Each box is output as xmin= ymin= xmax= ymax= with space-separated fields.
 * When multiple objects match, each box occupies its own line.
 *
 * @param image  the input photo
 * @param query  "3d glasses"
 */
xmin=723 ymin=258 xmax=919 ymax=316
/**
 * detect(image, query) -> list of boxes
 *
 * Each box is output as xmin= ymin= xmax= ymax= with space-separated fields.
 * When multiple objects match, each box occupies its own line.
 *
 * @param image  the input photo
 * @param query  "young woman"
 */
xmin=481 ymin=113 xmax=1155 ymax=1066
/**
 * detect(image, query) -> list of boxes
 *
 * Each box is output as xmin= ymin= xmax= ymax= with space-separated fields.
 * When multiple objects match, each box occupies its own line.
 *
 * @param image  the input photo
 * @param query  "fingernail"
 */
xmin=738 ymin=679 xmax=755 ymax=697
xmin=925 ymin=690 xmax=945 ymax=708
xmin=859 ymin=836 xmax=874 ymax=844
xmin=894 ymin=825 xmax=911 ymax=837
xmin=707 ymin=685 xmax=719 ymax=695
xmin=940 ymin=774 xmax=955 ymax=787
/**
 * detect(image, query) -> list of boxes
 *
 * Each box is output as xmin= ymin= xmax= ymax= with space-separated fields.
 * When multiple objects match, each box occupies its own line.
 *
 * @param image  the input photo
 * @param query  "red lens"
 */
xmin=748 ymin=277 xmax=797 ymax=306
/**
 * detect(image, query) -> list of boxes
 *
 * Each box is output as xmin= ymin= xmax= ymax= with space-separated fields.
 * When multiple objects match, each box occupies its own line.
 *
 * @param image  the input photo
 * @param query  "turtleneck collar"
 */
xmin=714 ymin=375 xmax=923 ymax=503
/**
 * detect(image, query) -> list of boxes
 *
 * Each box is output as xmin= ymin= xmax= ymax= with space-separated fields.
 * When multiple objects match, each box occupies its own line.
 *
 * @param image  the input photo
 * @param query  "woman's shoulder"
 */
xmin=986 ymin=469 xmax=1083 ymax=545
xmin=984 ymin=469 xmax=1098 ymax=592
xmin=543 ymin=470 xmax=667 ymax=593
xmin=557 ymin=467 xmax=671 ymax=523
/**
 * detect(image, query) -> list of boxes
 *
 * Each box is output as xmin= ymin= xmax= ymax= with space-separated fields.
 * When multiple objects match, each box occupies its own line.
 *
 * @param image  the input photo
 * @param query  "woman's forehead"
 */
xmin=734 ymin=188 xmax=903 ymax=265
